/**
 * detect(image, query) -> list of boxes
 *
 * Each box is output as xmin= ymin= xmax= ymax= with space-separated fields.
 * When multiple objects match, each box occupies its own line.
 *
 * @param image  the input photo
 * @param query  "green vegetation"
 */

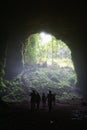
xmin=22 ymin=32 xmax=74 ymax=69
xmin=0 ymin=56 xmax=7 ymax=97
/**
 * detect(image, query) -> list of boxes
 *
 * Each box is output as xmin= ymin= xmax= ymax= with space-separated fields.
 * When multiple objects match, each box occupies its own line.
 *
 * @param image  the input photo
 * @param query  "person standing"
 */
xmin=42 ymin=92 xmax=46 ymax=108
xmin=36 ymin=92 xmax=41 ymax=111
xmin=47 ymin=90 xmax=53 ymax=111
xmin=29 ymin=90 xmax=36 ymax=111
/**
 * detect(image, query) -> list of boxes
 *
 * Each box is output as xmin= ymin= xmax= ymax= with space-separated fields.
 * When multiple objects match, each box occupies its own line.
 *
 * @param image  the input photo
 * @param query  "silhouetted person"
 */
xmin=47 ymin=91 xmax=53 ymax=111
xmin=29 ymin=90 xmax=36 ymax=111
xmin=42 ymin=92 xmax=46 ymax=108
xmin=36 ymin=92 xmax=41 ymax=111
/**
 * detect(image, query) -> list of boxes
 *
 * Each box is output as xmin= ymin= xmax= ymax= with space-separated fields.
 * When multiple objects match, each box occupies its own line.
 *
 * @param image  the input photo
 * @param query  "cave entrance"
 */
xmin=22 ymin=32 xmax=77 ymax=99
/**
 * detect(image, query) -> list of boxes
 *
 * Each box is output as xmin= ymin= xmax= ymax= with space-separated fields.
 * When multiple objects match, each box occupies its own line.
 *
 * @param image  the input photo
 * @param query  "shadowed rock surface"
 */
xmin=0 ymin=100 xmax=87 ymax=130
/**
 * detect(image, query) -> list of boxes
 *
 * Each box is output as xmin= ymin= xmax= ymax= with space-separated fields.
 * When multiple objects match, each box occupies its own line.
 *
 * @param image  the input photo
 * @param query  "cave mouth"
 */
xmin=20 ymin=32 xmax=78 ymax=100
xmin=2 ymin=32 xmax=79 ymax=103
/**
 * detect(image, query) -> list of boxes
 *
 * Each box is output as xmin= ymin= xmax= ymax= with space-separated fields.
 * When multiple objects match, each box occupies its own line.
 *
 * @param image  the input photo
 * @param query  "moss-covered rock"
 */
xmin=0 ymin=59 xmax=78 ymax=102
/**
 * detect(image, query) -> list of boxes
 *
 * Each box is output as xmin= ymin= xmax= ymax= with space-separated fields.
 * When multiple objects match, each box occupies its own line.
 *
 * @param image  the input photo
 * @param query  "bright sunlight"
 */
xmin=40 ymin=32 xmax=52 ymax=44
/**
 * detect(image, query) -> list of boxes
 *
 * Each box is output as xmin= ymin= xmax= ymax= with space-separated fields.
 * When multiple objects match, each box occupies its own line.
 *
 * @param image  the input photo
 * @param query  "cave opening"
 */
xmin=2 ymin=31 xmax=83 ymax=103
xmin=20 ymin=32 xmax=78 ymax=100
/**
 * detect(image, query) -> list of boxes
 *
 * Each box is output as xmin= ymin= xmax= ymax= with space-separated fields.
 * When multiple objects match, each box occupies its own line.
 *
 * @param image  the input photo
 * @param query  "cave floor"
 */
xmin=0 ymin=102 xmax=87 ymax=130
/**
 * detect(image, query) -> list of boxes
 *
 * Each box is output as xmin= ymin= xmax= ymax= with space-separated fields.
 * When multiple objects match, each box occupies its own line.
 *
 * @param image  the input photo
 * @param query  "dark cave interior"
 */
xmin=0 ymin=1 xmax=87 ymax=129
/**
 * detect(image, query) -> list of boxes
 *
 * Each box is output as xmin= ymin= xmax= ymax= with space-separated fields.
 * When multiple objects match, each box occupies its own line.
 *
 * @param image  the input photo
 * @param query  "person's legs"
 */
xmin=48 ymin=102 xmax=52 ymax=111
xmin=31 ymin=102 xmax=35 ymax=111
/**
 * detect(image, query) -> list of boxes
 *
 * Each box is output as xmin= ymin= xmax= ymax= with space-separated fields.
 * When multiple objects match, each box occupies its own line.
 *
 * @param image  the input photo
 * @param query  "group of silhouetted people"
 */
xmin=29 ymin=90 xmax=56 ymax=111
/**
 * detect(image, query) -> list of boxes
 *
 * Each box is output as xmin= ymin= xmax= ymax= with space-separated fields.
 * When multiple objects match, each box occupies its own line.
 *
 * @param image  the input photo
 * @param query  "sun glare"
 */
xmin=40 ymin=32 xmax=52 ymax=44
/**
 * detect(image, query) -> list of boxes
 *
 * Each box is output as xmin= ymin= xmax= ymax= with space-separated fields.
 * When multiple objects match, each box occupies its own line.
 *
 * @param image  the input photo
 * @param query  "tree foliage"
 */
xmin=23 ymin=33 xmax=74 ymax=69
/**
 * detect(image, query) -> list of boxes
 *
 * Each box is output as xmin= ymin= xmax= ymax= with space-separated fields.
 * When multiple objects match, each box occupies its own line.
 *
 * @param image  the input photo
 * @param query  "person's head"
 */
xmin=49 ymin=90 xmax=51 ymax=94
xmin=42 ymin=92 xmax=45 ymax=95
xmin=32 ymin=90 xmax=35 ymax=93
